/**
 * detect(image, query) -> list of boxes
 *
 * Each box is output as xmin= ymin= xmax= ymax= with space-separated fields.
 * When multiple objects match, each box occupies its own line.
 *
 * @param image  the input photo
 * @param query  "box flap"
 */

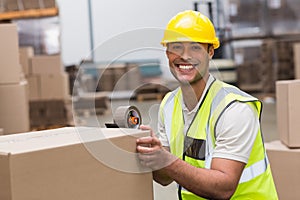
xmin=0 ymin=127 xmax=149 ymax=155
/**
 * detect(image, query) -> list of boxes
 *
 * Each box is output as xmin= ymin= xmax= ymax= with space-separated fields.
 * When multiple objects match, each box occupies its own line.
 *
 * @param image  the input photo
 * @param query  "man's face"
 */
xmin=166 ymin=42 xmax=213 ymax=85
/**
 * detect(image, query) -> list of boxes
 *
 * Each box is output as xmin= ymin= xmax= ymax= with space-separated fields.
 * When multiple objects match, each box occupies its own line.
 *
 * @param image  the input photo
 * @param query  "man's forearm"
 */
xmin=161 ymin=158 xmax=244 ymax=199
xmin=153 ymin=169 xmax=174 ymax=186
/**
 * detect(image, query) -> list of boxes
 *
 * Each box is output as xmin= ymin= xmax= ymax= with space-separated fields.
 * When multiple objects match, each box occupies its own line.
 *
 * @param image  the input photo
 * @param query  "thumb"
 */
xmin=139 ymin=125 xmax=154 ymax=137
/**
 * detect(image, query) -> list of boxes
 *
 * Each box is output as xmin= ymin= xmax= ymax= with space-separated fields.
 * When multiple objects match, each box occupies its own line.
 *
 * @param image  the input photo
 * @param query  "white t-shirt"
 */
xmin=157 ymin=75 xmax=259 ymax=164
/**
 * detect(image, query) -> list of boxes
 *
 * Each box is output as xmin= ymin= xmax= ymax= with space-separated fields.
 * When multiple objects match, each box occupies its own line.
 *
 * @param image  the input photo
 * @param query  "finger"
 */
xmin=137 ymin=137 xmax=162 ymax=149
xmin=139 ymin=125 xmax=154 ymax=137
xmin=139 ymin=124 xmax=151 ymax=131
xmin=136 ymin=145 xmax=158 ymax=153
xmin=136 ymin=136 xmax=153 ymax=145
xmin=151 ymin=136 xmax=162 ymax=146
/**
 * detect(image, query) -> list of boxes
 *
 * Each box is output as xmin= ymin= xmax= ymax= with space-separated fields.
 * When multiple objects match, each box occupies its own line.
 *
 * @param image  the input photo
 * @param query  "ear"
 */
xmin=208 ymin=46 xmax=214 ymax=59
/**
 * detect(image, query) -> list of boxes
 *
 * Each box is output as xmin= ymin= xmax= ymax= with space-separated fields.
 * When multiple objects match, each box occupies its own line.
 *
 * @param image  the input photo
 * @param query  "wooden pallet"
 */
xmin=0 ymin=7 xmax=58 ymax=20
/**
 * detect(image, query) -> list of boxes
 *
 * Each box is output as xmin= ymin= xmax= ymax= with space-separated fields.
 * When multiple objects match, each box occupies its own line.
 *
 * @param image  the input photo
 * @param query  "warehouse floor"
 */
xmin=79 ymin=98 xmax=278 ymax=200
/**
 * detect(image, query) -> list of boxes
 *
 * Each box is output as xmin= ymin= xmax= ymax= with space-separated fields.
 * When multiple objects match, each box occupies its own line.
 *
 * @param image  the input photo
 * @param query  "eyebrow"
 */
xmin=167 ymin=42 xmax=203 ymax=48
xmin=170 ymin=42 xmax=200 ymax=45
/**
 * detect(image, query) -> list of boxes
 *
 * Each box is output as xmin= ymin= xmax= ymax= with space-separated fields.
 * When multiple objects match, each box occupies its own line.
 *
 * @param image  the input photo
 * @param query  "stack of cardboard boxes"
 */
xmin=235 ymin=39 xmax=296 ymax=94
xmin=19 ymin=47 xmax=71 ymax=128
xmin=0 ymin=23 xmax=30 ymax=135
xmin=266 ymin=79 xmax=300 ymax=199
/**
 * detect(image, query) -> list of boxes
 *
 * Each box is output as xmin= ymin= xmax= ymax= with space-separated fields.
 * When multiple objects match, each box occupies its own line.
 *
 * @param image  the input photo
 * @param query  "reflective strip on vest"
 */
xmin=210 ymin=86 xmax=253 ymax=115
xmin=239 ymin=154 xmax=269 ymax=183
xmin=162 ymin=88 xmax=179 ymax=143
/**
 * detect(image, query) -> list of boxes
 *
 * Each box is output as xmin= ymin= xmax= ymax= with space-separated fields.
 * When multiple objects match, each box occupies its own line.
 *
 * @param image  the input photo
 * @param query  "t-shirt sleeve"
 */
xmin=212 ymin=101 xmax=259 ymax=164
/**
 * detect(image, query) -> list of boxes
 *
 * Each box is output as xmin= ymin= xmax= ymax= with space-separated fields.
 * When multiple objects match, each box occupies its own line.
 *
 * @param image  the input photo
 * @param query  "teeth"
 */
xmin=179 ymin=65 xmax=193 ymax=69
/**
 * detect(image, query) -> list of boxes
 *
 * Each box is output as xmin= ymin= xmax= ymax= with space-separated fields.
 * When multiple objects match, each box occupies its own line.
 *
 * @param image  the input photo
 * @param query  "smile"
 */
xmin=176 ymin=64 xmax=196 ymax=70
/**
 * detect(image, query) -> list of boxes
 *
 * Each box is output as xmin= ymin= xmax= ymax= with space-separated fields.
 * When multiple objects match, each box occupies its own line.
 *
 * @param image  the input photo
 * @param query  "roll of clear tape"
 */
xmin=113 ymin=106 xmax=142 ymax=129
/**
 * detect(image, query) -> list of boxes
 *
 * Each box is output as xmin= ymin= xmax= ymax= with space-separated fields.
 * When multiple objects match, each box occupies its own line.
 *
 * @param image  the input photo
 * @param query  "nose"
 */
xmin=180 ymin=47 xmax=192 ymax=60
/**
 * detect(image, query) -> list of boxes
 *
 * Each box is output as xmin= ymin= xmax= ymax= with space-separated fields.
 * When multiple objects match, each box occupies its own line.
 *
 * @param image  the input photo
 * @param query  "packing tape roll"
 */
xmin=113 ymin=105 xmax=142 ymax=128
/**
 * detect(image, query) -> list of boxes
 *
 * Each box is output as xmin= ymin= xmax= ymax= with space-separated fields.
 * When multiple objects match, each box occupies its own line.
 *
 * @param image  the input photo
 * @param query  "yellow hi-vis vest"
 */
xmin=159 ymin=79 xmax=278 ymax=200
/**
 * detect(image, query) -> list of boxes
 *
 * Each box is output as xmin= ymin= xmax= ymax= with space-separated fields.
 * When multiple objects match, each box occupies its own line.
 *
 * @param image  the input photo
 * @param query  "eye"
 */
xmin=190 ymin=44 xmax=202 ymax=51
xmin=170 ymin=44 xmax=183 ymax=50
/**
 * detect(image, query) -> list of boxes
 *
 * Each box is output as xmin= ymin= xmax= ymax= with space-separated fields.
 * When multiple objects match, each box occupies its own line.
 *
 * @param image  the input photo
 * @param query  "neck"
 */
xmin=181 ymin=75 xmax=208 ymax=111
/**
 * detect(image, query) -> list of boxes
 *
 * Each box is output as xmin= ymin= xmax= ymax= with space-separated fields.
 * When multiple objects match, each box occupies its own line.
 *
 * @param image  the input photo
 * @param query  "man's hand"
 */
xmin=136 ymin=125 xmax=177 ymax=171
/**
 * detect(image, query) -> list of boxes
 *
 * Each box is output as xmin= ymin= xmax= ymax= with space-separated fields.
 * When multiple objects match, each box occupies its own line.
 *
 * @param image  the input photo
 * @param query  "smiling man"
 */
xmin=136 ymin=10 xmax=278 ymax=200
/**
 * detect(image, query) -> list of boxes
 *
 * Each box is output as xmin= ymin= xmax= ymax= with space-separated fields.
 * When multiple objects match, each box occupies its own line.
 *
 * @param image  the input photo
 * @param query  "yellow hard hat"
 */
xmin=161 ymin=10 xmax=220 ymax=49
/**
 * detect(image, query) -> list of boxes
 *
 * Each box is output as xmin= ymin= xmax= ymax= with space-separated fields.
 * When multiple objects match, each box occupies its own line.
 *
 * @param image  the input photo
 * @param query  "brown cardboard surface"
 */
xmin=26 ymin=75 xmax=41 ymax=101
xmin=42 ymin=0 xmax=56 ymax=8
xmin=29 ymin=100 xmax=68 ymax=127
xmin=23 ymin=0 xmax=45 ymax=10
xmin=40 ymin=72 xmax=70 ymax=100
xmin=31 ymin=55 xmax=63 ymax=75
xmin=0 ymin=127 xmax=153 ymax=200
xmin=0 ymin=24 xmax=22 ymax=84
xmin=276 ymin=80 xmax=300 ymax=147
xmin=19 ymin=46 xmax=34 ymax=75
xmin=0 ymin=81 xmax=30 ymax=135
xmin=0 ymin=153 xmax=12 ymax=200
xmin=266 ymin=140 xmax=300 ymax=200
xmin=293 ymin=43 xmax=300 ymax=79
xmin=5 ymin=0 xmax=19 ymax=11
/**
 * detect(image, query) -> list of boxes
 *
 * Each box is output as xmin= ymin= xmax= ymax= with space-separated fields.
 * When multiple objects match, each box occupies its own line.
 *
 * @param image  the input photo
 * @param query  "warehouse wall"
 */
xmin=56 ymin=0 xmax=210 ymax=78
xmin=56 ymin=0 xmax=91 ymax=66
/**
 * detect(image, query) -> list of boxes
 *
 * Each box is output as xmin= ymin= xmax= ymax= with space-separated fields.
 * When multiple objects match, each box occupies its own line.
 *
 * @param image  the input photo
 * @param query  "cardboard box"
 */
xmin=29 ymin=100 xmax=68 ymax=127
xmin=0 ymin=127 xmax=153 ymax=200
xmin=5 ymin=0 xmax=19 ymax=11
xmin=27 ymin=73 xmax=69 ymax=101
xmin=40 ymin=72 xmax=70 ymax=100
xmin=26 ymin=75 xmax=41 ymax=101
xmin=293 ymin=43 xmax=300 ymax=79
xmin=276 ymin=80 xmax=300 ymax=147
xmin=42 ymin=0 xmax=56 ymax=8
xmin=0 ymin=24 xmax=22 ymax=84
xmin=31 ymin=55 xmax=63 ymax=75
xmin=0 ymin=81 xmax=30 ymax=135
xmin=19 ymin=46 xmax=34 ymax=75
xmin=266 ymin=140 xmax=300 ymax=200
xmin=23 ymin=0 xmax=56 ymax=9
xmin=23 ymin=0 xmax=41 ymax=10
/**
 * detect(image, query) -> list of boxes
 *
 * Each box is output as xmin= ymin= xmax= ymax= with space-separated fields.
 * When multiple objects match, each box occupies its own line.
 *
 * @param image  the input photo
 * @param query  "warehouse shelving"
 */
xmin=0 ymin=7 xmax=58 ymax=21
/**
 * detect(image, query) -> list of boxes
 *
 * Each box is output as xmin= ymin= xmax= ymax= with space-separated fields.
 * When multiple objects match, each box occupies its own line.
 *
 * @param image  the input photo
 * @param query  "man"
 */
xmin=136 ymin=10 xmax=278 ymax=200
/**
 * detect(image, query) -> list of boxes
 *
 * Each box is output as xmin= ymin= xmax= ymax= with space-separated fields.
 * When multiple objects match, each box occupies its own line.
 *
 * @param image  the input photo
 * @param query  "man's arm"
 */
xmin=162 ymin=156 xmax=245 ymax=199
xmin=137 ymin=134 xmax=245 ymax=199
